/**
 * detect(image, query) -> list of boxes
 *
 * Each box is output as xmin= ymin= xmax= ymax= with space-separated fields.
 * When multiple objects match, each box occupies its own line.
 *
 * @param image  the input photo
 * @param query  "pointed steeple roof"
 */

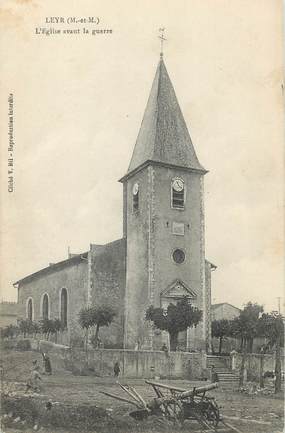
xmin=121 ymin=56 xmax=206 ymax=181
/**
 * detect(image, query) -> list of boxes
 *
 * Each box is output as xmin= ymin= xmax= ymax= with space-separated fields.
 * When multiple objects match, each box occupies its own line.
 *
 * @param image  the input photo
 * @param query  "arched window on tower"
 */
xmin=27 ymin=298 xmax=33 ymax=321
xmin=60 ymin=288 xmax=68 ymax=328
xmin=42 ymin=294 xmax=49 ymax=320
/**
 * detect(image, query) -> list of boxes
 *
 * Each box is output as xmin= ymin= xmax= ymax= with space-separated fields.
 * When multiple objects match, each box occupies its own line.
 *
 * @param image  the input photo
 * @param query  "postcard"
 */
xmin=0 ymin=1 xmax=283 ymax=432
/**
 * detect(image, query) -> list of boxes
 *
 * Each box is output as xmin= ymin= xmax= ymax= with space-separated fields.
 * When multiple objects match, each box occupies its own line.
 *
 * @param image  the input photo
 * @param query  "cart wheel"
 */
xmin=203 ymin=404 xmax=220 ymax=428
xmin=162 ymin=401 xmax=184 ymax=426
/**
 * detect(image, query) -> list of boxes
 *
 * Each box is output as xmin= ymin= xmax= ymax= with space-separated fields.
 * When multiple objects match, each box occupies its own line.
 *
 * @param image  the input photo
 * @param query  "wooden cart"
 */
xmin=101 ymin=380 xmax=242 ymax=432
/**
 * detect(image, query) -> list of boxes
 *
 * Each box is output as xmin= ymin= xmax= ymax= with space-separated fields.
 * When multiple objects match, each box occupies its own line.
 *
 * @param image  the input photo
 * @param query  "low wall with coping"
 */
xmin=1 ymin=337 xmax=205 ymax=379
xmin=38 ymin=340 xmax=205 ymax=379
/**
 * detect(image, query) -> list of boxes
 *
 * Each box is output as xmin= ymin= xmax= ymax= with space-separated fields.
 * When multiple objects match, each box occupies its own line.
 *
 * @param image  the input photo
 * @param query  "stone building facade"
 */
xmin=16 ymin=54 xmax=216 ymax=351
xmin=211 ymin=303 xmax=241 ymax=321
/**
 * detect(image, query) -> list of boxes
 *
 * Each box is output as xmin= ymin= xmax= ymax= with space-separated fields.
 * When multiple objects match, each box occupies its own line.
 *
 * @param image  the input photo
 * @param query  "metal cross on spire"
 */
xmin=158 ymin=28 xmax=167 ymax=58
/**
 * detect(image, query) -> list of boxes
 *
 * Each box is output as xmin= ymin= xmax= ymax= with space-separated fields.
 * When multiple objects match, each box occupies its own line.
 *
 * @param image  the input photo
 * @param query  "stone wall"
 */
xmin=79 ymin=349 xmax=203 ymax=379
xmin=35 ymin=340 xmax=204 ymax=379
xmin=211 ymin=303 xmax=240 ymax=321
xmin=90 ymin=239 xmax=126 ymax=348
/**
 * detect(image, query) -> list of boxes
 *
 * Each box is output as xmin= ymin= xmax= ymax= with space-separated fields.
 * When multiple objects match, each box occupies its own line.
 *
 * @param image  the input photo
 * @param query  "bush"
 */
xmin=0 ymin=325 xmax=19 ymax=339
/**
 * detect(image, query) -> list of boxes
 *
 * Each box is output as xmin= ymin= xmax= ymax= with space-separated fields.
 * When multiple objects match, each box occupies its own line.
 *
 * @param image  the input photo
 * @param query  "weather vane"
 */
xmin=158 ymin=28 xmax=167 ymax=58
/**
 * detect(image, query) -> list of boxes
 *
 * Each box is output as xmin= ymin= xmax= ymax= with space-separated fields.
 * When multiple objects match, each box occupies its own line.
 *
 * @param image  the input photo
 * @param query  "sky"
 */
xmin=0 ymin=0 xmax=284 ymax=313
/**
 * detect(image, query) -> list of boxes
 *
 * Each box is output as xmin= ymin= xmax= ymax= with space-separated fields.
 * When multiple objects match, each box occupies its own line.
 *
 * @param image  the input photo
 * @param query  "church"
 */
xmin=15 ymin=52 xmax=216 ymax=352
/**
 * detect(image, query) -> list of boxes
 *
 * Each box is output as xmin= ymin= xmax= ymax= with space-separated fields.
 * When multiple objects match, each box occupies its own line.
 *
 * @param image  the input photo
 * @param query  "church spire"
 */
xmin=120 ymin=50 xmax=206 ymax=182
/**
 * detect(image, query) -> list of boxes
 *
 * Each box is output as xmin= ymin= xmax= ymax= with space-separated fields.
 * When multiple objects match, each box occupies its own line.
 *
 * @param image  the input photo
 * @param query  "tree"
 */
xmin=145 ymin=297 xmax=203 ymax=351
xmin=78 ymin=307 xmax=95 ymax=353
xmin=211 ymin=319 xmax=231 ymax=354
xmin=258 ymin=312 xmax=284 ymax=393
xmin=78 ymin=305 xmax=116 ymax=351
xmin=91 ymin=305 xmax=116 ymax=348
xmin=228 ymin=302 xmax=264 ymax=386
xmin=53 ymin=319 xmax=64 ymax=343
xmin=233 ymin=302 xmax=264 ymax=352
xmin=39 ymin=319 xmax=64 ymax=341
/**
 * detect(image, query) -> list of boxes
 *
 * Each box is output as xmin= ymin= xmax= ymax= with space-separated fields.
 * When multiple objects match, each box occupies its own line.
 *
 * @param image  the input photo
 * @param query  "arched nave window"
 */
xmin=26 ymin=297 xmax=33 ymax=321
xmin=42 ymin=293 xmax=49 ymax=320
xmin=60 ymin=288 xmax=68 ymax=328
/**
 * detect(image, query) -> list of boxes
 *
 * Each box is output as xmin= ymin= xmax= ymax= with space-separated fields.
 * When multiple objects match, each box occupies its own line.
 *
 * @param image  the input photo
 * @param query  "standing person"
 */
xmin=161 ymin=343 xmax=169 ymax=357
xmin=114 ymin=361 xmax=120 ymax=378
xmin=42 ymin=352 xmax=52 ymax=375
xmin=161 ymin=343 xmax=168 ymax=352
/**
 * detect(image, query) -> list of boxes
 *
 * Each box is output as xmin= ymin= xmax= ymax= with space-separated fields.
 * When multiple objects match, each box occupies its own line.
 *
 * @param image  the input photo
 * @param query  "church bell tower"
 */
xmin=119 ymin=53 xmax=212 ymax=351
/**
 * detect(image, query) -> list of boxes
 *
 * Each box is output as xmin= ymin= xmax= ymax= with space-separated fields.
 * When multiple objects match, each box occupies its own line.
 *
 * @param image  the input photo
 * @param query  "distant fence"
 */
xmin=231 ymin=352 xmax=284 ymax=381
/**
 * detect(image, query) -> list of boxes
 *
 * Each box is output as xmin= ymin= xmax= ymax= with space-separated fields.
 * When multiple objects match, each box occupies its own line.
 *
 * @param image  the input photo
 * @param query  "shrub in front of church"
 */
xmin=145 ymin=296 xmax=202 ymax=351
xmin=0 ymin=324 xmax=19 ymax=340
xmin=78 ymin=305 xmax=116 ymax=352
xmin=39 ymin=319 xmax=64 ymax=342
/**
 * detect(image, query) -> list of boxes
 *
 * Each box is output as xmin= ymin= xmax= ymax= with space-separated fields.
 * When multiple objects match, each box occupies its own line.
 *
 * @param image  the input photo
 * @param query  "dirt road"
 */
xmin=1 ymin=349 xmax=283 ymax=433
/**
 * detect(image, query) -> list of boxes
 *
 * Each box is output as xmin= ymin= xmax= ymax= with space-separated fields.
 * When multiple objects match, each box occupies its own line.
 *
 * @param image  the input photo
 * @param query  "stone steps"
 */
xmin=206 ymin=355 xmax=240 ymax=390
xmin=216 ymin=372 xmax=240 ymax=390
xmin=218 ymin=375 xmax=239 ymax=382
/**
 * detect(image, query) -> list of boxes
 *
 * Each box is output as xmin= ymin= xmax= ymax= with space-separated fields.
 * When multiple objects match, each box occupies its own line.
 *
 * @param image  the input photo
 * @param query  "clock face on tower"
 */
xmin=172 ymin=178 xmax=184 ymax=192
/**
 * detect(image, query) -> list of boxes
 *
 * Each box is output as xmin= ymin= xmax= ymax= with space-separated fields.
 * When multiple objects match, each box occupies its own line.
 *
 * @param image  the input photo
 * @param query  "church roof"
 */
xmin=211 ymin=303 xmax=241 ymax=312
xmin=121 ymin=56 xmax=206 ymax=181
xmin=14 ymin=252 xmax=88 ymax=286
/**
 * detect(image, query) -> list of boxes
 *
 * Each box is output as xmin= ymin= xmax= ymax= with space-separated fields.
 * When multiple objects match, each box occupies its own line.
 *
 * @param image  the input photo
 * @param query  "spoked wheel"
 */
xmin=202 ymin=402 xmax=220 ymax=429
xmin=161 ymin=400 xmax=184 ymax=426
